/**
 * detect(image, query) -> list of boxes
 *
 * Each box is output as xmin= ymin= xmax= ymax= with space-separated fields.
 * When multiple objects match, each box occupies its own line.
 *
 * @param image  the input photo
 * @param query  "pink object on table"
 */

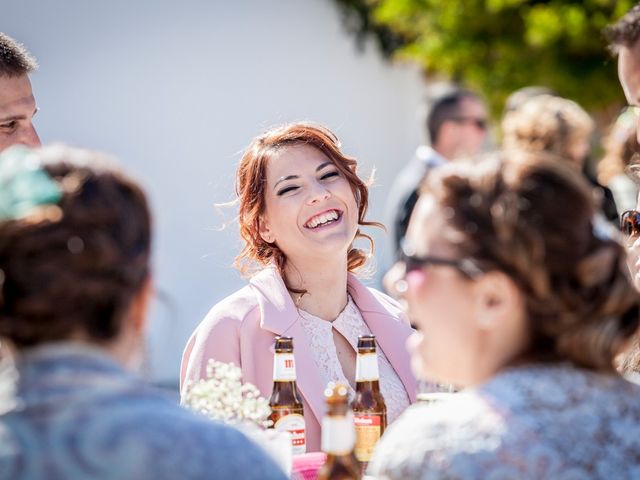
xmin=291 ymin=452 xmax=327 ymax=480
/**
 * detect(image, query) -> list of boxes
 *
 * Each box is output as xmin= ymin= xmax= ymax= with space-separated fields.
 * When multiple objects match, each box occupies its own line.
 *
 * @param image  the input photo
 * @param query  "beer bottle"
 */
xmin=268 ymin=336 xmax=306 ymax=455
xmin=317 ymin=382 xmax=361 ymax=480
xmin=351 ymin=334 xmax=387 ymax=471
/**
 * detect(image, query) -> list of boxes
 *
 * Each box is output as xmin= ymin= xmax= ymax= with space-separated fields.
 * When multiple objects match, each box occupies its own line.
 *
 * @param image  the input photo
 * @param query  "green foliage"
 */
xmin=333 ymin=0 xmax=635 ymax=115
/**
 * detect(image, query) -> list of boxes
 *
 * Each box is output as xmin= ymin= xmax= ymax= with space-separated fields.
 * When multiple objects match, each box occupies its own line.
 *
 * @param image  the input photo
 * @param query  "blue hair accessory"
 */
xmin=0 ymin=146 xmax=62 ymax=221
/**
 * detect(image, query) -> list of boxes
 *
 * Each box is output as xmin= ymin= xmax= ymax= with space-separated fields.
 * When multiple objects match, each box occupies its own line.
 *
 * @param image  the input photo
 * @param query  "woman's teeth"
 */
xmin=306 ymin=210 xmax=339 ymax=228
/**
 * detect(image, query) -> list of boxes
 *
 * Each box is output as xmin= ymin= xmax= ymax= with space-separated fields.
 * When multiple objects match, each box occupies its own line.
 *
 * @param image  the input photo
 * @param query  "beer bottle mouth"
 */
xmin=274 ymin=335 xmax=295 ymax=352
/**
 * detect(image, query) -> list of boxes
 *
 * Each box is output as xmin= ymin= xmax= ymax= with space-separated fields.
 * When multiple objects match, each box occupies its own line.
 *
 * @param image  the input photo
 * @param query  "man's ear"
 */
xmin=258 ymin=215 xmax=274 ymax=244
xmin=474 ymin=271 xmax=521 ymax=330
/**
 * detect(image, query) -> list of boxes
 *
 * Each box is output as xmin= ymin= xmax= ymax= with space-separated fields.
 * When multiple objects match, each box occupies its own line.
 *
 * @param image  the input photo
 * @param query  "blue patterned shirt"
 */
xmin=0 ymin=343 xmax=288 ymax=480
xmin=369 ymin=363 xmax=640 ymax=479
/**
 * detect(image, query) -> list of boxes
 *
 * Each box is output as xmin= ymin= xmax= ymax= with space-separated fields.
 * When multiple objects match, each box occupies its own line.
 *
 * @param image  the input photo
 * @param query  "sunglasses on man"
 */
xmin=451 ymin=116 xmax=488 ymax=131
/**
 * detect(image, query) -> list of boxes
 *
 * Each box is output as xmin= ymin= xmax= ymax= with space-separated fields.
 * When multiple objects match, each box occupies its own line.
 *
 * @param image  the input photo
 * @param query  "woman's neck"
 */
xmin=284 ymin=255 xmax=349 ymax=321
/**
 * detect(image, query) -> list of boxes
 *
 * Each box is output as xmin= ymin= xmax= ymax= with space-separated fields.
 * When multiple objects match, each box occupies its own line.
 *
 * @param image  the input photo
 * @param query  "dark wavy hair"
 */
xmin=0 ymin=145 xmax=151 ymax=348
xmin=605 ymin=4 xmax=640 ymax=53
xmin=234 ymin=122 xmax=382 ymax=281
xmin=423 ymin=150 xmax=640 ymax=371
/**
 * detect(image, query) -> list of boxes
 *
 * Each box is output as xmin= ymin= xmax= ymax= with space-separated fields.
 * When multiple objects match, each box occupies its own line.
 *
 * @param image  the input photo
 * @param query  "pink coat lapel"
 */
xmin=250 ymin=268 xmax=328 ymax=426
xmin=347 ymin=274 xmax=417 ymax=402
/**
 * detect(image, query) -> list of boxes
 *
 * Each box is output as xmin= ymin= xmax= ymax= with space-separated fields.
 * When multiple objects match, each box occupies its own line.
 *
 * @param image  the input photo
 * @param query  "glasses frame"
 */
xmin=399 ymin=240 xmax=484 ymax=279
xmin=620 ymin=209 xmax=640 ymax=238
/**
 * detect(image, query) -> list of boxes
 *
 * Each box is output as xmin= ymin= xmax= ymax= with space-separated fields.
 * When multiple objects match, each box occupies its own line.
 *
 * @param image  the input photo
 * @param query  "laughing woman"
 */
xmin=181 ymin=123 xmax=416 ymax=452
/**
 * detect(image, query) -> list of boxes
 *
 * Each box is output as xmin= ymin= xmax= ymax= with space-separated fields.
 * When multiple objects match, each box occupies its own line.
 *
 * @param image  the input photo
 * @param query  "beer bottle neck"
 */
xmin=272 ymin=352 xmax=297 ymax=382
xmin=355 ymin=351 xmax=379 ymax=382
xmin=322 ymin=412 xmax=356 ymax=456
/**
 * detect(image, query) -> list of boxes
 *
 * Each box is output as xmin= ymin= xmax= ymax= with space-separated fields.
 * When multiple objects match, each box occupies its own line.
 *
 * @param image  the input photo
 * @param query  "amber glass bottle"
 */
xmin=268 ymin=336 xmax=306 ymax=455
xmin=351 ymin=334 xmax=387 ymax=471
xmin=317 ymin=382 xmax=361 ymax=480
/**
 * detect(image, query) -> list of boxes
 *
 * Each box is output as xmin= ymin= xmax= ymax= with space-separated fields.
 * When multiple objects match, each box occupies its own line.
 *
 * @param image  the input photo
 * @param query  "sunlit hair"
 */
xmin=605 ymin=4 xmax=640 ymax=53
xmin=422 ymin=150 xmax=640 ymax=371
xmin=234 ymin=122 xmax=382 ymax=281
xmin=502 ymin=94 xmax=594 ymax=163
xmin=0 ymin=32 xmax=37 ymax=77
xmin=598 ymin=110 xmax=640 ymax=185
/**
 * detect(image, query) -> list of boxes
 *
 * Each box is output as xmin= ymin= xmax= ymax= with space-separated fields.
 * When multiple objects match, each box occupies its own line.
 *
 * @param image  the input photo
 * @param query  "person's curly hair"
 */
xmin=502 ymin=95 xmax=594 ymax=165
xmin=235 ymin=122 xmax=381 ymax=282
xmin=0 ymin=145 xmax=151 ymax=348
xmin=423 ymin=150 xmax=640 ymax=371
xmin=605 ymin=4 xmax=640 ymax=53
xmin=598 ymin=110 xmax=640 ymax=185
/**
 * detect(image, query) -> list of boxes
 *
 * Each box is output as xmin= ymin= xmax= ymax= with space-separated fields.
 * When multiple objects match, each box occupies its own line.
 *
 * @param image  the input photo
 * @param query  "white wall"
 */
xmin=4 ymin=0 xmax=426 ymax=385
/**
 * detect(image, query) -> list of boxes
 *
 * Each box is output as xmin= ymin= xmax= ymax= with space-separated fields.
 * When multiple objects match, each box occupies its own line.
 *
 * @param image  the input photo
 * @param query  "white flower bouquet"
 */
xmin=182 ymin=359 xmax=272 ymax=428
xmin=182 ymin=359 xmax=292 ymax=474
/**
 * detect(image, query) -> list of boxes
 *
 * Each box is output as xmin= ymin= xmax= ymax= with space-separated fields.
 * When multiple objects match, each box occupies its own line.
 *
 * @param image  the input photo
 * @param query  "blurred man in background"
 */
xmin=385 ymin=86 xmax=488 ymax=259
xmin=0 ymin=32 xmax=40 ymax=151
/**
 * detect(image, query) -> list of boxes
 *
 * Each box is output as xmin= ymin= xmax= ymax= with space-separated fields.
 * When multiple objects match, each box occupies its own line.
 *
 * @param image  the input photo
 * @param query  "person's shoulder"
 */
xmin=199 ymin=283 xmax=260 ymax=329
xmin=156 ymin=414 xmax=288 ymax=479
xmin=96 ymin=397 xmax=287 ymax=479
xmin=369 ymin=392 xmax=505 ymax=479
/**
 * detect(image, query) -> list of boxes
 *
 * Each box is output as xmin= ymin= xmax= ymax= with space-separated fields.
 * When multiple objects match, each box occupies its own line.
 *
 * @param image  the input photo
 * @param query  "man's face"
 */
xmin=0 ymin=74 xmax=40 ymax=151
xmin=618 ymin=42 xmax=640 ymax=143
xmin=445 ymin=97 xmax=489 ymax=159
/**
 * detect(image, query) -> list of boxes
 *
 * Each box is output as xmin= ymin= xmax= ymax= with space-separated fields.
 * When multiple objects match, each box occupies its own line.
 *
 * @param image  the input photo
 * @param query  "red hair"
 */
xmin=235 ymin=122 xmax=381 ymax=278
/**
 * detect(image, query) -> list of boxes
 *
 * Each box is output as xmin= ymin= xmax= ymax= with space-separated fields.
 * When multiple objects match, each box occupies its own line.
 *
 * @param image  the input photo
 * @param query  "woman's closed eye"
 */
xmin=0 ymin=120 xmax=18 ymax=131
xmin=276 ymin=184 xmax=299 ymax=196
xmin=320 ymin=170 xmax=339 ymax=181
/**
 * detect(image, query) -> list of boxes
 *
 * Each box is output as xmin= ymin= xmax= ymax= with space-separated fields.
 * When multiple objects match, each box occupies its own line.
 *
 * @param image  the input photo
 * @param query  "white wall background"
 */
xmin=4 ymin=0 xmax=426 ymax=386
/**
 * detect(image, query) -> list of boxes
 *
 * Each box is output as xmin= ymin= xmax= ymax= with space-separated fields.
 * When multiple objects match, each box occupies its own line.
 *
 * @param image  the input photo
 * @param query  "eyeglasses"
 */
xmin=399 ymin=240 xmax=484 ymax=279
xmin=451 ymin=117 xmax=488 ymax=131
xmin=620 ymin=209 xmax=640 ymax=238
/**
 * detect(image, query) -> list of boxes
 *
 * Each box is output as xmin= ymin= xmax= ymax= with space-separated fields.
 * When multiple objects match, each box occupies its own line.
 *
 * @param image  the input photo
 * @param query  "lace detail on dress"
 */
xmin=369 ymin=363 xmax=640 ymax=479
xmin=298 ymin=296 xmax=410 ymax=425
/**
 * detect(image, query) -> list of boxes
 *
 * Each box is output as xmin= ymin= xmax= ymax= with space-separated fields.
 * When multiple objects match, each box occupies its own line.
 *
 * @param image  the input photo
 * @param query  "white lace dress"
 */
xmin=368 ymin=363 xmax=640 ymax=479
xmin=298 ymin=296 xmax=411 ymax=425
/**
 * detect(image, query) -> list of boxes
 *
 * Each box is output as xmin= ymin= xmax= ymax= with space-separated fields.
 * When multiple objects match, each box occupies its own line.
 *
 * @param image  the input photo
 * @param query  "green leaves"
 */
xmin=333 ymin=0 xmax=636 ymax=115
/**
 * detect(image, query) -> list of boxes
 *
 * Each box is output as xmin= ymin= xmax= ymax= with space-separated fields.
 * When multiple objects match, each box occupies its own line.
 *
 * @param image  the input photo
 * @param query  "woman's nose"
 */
xmin=307 ymin=182 xmax=331 ymax=204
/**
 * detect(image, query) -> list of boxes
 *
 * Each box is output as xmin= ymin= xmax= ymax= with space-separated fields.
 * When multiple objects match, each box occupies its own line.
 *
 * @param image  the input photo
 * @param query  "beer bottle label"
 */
xmin=272 ymin=352 xmax=296 ymax=381
xmin=355 ymin=352 xmax=379 ymax=382
xmin=353 ymin=413 xmax=383 ymax=462
xmin=321 ymin=411 xmax=355 ymax=455
xmin=274 ymin=413 xmax=306 ymax=455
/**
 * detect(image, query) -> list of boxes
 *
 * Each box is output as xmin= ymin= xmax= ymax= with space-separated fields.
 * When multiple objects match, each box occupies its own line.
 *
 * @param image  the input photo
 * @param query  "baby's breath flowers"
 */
xmin=182 ymin=359 xmax=272 ymax=429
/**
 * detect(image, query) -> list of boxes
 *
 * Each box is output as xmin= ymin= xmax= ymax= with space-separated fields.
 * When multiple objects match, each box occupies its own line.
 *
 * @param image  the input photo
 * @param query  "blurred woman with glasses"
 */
xmin=369 ymin=150 xmax=640 ymax=479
